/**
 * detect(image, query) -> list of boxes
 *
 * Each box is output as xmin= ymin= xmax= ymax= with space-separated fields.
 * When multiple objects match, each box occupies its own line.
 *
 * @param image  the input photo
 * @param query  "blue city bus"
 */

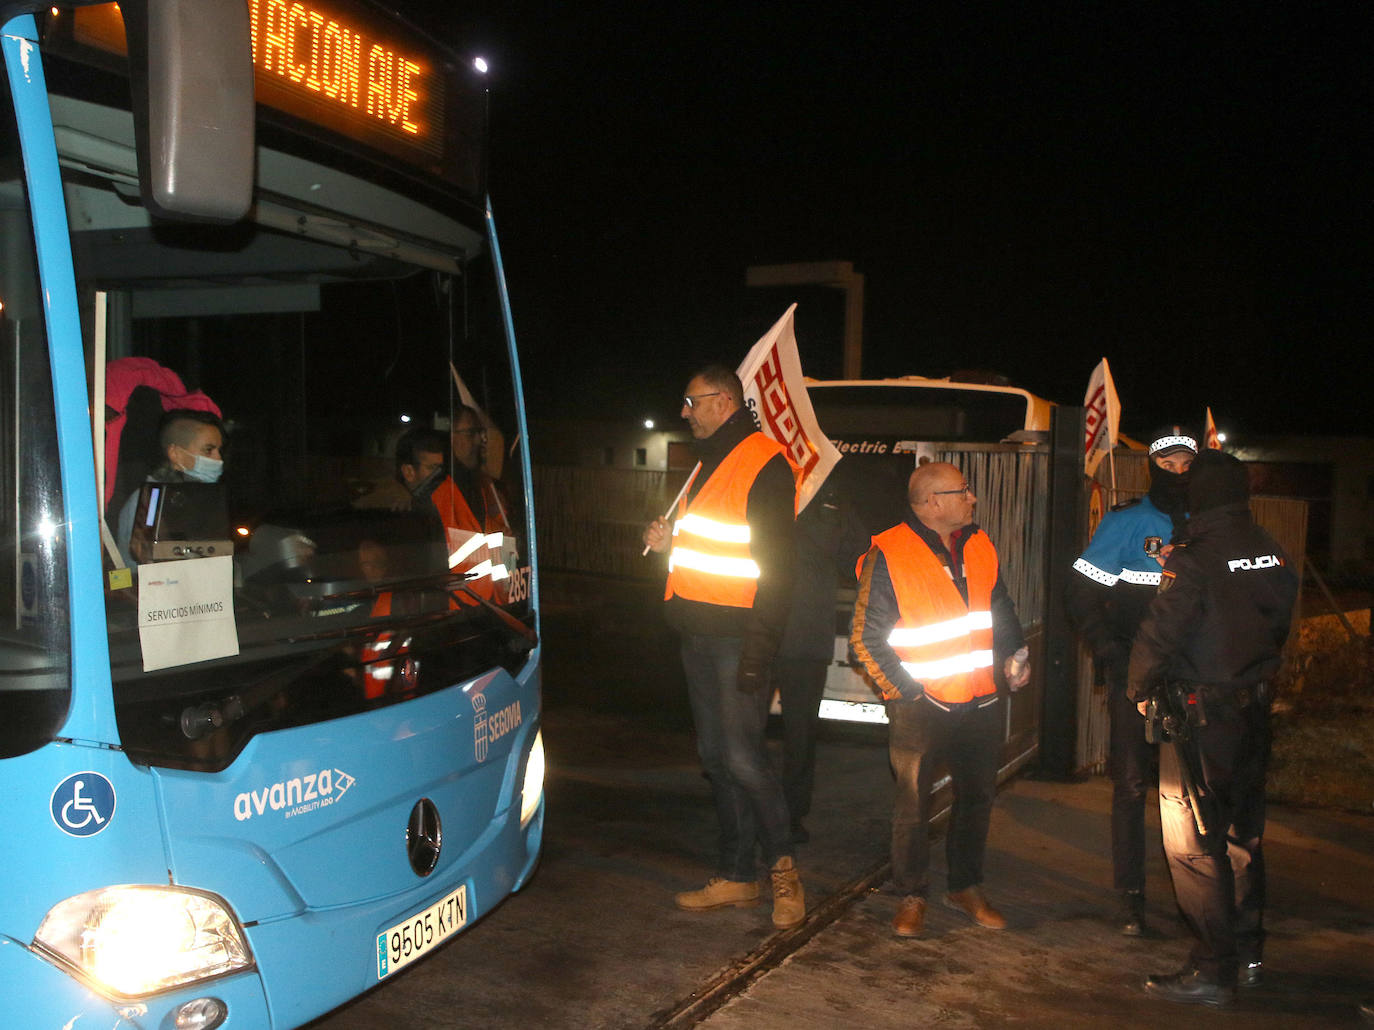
xmin=0 ymin=2 xmax=542 ymax=1026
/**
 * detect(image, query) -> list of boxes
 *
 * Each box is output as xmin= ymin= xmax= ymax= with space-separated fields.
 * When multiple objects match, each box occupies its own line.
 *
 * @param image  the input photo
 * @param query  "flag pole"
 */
xmin=641 ymin=463 xmax=700 ymax=557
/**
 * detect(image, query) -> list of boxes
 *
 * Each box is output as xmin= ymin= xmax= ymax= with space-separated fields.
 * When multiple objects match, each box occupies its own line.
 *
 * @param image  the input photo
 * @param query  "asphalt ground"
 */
xmin=310 ymin=572 xmax=1374 ymax=1028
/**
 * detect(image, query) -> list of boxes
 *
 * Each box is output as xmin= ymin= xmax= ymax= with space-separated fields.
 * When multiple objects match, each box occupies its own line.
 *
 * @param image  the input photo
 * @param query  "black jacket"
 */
xmin=775 ymin=475 xmax=870 ymax=661
xmin=1127 ymin=503 xmax=1298 ymax=699
xmin=664 ymin=409 xmax=796 ymax=664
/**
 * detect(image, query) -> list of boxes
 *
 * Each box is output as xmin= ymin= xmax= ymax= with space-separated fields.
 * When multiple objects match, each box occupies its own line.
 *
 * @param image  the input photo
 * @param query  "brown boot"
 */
xmin=943 ymin=886 xmax=1007 ymax=929
xmin=674 ymin=877 xmax=759 ymax=911
xmin=892 ymin=896 xmax=926 ymax=938
xmin=770 ymin=856 xmax=805 ymax=929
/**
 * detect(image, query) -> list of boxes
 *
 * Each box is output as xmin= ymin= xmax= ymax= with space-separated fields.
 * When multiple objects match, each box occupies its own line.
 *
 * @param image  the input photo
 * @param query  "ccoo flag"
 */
xmin=1083 ymin=357 xmax=1121 ymax=477
xmin=1203 ymin=407 xmax=1222 ymax=450
xmin=736 ymin=304 xmax=842 ymax=513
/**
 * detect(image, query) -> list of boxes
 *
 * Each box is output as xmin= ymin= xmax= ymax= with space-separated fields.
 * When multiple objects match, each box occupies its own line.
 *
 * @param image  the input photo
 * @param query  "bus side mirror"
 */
xmin=121 ymin=0 xmax=255 ymax=222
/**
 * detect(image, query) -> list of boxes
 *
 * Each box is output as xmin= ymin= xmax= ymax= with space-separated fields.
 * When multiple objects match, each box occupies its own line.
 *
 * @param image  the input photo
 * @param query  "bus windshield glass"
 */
xmin=0 ymin=66 xmax=72 ymax=760
xmin=41 ymin=69 xmax=529 ymax=773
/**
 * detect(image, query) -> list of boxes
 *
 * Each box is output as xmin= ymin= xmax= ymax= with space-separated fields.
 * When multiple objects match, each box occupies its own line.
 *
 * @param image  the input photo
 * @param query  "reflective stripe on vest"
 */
xmin=433 ymin=476 xmax=513 ymax=602
xmin=872 ymin=524 xmax=999 ymax=703
xmin=665 ymin=432 xmax=790 ymax=609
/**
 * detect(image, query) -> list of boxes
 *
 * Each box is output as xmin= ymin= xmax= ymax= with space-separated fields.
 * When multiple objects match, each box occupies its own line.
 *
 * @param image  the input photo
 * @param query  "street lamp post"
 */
xmin=745 ymin=261 xmax=864 ymax=379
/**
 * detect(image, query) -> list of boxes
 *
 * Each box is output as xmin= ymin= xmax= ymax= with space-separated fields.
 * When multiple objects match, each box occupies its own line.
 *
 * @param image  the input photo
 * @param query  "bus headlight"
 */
xmin=520 ymin=730 xmax=545 ymax=826
xmin=33 ymin=885 xmax=252 ymax=998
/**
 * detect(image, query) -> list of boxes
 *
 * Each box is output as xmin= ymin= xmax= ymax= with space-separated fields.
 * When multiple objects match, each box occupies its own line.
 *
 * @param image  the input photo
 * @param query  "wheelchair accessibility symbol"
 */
xmin=50 ymin=772 xmax=116 ymax=837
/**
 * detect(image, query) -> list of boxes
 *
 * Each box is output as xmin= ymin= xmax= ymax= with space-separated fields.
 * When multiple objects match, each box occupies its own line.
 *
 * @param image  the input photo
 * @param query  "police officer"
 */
xmin=1127 ymin=449 xmax=1298 ymax=1007
xmin=1067 ymin=424 xmax=1197 ymax=934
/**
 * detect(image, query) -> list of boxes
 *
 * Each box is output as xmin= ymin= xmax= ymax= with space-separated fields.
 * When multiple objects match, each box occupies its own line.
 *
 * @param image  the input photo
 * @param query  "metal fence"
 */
xmin=531 ymin=450 xmax=1307 ymax=777
xmin=936 ymin=445 xmax=1050 ymax=628
xmin=534 ymin=446 xmax=1053 ymax=623
xmin=532 ymin=466 xmax=678 ymax=579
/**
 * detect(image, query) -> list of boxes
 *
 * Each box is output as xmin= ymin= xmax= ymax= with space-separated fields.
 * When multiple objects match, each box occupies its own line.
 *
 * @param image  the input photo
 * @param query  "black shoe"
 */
xmin=1238 ymin=960 xmax=1262 ymax=988
xmin=1144 ymin=969 xmax=1235 ymax=1008
xmin=1121 ymin=890 xmax=1146 ymax=937
xmin=789 ymin=821 xmax=810 ymax=844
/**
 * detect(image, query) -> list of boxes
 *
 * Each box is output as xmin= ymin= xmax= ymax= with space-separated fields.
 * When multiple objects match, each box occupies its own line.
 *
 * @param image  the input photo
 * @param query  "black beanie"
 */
xmin=1188 ymin=450 xmax=1249 ymax=514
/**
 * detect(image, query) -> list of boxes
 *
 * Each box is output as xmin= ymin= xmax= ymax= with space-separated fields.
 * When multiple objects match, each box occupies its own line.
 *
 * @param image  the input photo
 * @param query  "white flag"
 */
xmin=1083 ymin=358 xmax=1121 ymax=477
xmin=1203 ymin=407 xmax=1222 ymax=450
xmin=736 ymin=305 xmax=842 ymax=513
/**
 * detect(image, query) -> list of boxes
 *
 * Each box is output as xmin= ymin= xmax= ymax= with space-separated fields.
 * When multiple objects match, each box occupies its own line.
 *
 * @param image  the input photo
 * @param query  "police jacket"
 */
xmin=1067 ymin=495 xmax=1173 ymax=659
xmin=1127 ymin=503 xmax=1298 ymax=699
xmin=850 ymin=511 xmax=1024 ymax=704
xmin=663 ymin=409 xmax=796 ymax=664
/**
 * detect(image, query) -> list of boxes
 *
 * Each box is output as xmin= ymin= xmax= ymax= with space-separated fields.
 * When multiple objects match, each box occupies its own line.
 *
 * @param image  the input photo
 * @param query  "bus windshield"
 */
xmin=44 ymin=81 xmax=531 ymax=772
xmin=0 ymin=67 xmax=72 ymax=760
xmin=809 ymin=383 xmax=1037 ymax=445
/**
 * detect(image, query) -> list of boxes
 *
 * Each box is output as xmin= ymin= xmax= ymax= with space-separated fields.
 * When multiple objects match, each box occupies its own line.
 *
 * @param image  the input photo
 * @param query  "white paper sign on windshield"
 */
xmin=138 ymin=555 xmax=239 ymax=672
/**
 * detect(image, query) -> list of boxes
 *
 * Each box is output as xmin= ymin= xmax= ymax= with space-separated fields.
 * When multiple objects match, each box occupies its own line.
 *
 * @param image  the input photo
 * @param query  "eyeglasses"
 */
xmin=682 ymin=391 xmax=723 ymax=409
xmin=931 ymin=485 xmax=972 ymax=498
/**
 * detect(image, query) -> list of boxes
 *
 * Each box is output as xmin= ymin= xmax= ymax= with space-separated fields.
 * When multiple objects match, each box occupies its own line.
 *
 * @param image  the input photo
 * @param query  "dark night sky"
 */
xmin=420 ymin=2 xmax=1370 ymax=441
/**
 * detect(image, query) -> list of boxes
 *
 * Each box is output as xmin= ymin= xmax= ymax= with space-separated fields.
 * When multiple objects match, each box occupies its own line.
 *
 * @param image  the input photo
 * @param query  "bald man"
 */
xmin=851 ymin=462 xmax=1029 ymax=938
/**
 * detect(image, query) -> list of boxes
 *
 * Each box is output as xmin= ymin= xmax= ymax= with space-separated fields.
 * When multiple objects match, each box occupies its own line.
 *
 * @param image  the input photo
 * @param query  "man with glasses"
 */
xmin=850 ymin=461 xmax=1030 ymax=939
xmin=432 ymin=405 xmax=512 ymax=599
xmin=642 ymin=364 xmax=805 ymax=929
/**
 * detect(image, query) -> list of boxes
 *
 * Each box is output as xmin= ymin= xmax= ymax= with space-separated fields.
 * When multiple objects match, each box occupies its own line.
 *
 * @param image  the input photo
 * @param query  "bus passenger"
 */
xmin=353 ymin=427 xmax=448 ymax=513
xmin=357 ymin=421 xmax=512 ymax=600
xmin=432 ymin=405 xmax=513 ymax=600
xmin=115 ymin=410 xmax=225 ymax=568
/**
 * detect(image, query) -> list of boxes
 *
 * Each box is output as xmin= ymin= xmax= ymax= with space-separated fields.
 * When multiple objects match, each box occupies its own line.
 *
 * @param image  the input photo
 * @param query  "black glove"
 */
xmin=1126 ymin=674 xmax=1157 ymax=705
xmin=736 ymin=655 xmax=771 ymax=694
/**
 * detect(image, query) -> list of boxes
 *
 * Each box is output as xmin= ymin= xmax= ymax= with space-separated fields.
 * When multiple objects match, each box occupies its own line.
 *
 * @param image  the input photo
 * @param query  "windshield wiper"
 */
xmin=177 ymin=572 xmax=536 ymax=739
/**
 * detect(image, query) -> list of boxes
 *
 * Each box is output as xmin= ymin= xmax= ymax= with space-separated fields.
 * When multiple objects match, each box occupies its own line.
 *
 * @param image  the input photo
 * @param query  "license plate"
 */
xmin=376 ymin=884 xmax=468 ymax=979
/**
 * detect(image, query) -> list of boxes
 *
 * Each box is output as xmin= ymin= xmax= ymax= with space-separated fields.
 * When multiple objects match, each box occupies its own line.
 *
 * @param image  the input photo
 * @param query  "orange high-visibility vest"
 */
xmin=864 ymin=524 xmax=999 ymax=703
xmin=432 ymin=475 xmax=511 ymax=602
xmin=665 ymin=433 xmax=792 ymax=609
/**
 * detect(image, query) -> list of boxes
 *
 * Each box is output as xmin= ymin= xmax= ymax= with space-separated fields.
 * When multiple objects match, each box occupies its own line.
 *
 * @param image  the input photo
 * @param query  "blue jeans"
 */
xmin=887 ymin=692 xmax=1002 ymax=897
xmin=680 ymin=633 xmax=793 ymax=880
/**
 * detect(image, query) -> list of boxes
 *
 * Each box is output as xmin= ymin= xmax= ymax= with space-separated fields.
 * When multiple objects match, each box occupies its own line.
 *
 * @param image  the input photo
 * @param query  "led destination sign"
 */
xmin=248 ymin=0 xmax=441 ymax=157
xmin=59 ymin=0 xmax=479 ymax=186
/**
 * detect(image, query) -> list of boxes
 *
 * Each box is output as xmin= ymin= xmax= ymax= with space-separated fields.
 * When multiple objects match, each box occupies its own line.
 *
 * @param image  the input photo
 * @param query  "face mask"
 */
xmin=183 ymin=454 xmax=223 ymax=484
